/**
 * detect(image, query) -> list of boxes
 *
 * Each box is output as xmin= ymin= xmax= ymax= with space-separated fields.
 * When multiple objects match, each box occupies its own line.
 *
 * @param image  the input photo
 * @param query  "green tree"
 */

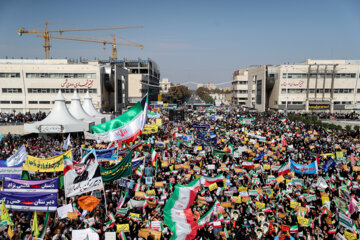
xmin=168 ymin=85 xmax=191 ymax=103
xmin=196 ymin=87 xmax=214 ymax=104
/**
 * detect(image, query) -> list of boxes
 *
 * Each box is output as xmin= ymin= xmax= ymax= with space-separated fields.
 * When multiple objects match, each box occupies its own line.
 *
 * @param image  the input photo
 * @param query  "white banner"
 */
xmin=57 ymin=204 xmax=73 ymax=219
xmin=72 ymin=229 xmax=99 ymax=240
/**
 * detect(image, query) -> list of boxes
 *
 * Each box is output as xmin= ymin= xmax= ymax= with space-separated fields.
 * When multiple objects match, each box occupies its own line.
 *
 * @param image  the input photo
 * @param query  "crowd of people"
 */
xmin=0 ymin=107 xmax=359 ymax=240
xmin=0 ymin=112 xmax=47 ymax=124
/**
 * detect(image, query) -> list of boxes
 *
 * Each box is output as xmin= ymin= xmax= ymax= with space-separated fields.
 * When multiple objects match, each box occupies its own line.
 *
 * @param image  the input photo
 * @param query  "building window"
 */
xmin=334 ymin=101 xmax=352 ymax=105
xmin=256 ymin=80 xmax=262 ymax=105
xmin=0 ymin=73 xmax=20 ymax=78
xmin=28 ymin=101 xmax=38 ymax=104
xmin=11 ymin=101 xmax=22 ymax=104
xmin=39 ymin=101 xmax=50 ymax=104
xmin=2 ymin=88 xmax=22 ymax=93
xmin=292 ymin=101 xmax=304 ymax=105
xmin=274 ymin=101 xmax=278 ymax=105
xmin=0 ymin=101 xmax=10 ymax=104
xmin=333 ymin=89 xmax=354 ymax=94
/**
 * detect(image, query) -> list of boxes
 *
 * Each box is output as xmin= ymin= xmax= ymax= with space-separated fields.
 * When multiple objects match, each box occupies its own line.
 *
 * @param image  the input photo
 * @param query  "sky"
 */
xmin=0 ymin=0 xmax=360 ymax=89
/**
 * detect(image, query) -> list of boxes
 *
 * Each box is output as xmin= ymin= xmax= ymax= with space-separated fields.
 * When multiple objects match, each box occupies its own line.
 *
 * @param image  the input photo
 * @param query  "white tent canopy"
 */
xmin=82 ymin=91 xmax=110 ymax=122
xmin=24 ymin=91 xmax=90 ymax=133
xmin=69 ymin=90 xmax=95 ymax=123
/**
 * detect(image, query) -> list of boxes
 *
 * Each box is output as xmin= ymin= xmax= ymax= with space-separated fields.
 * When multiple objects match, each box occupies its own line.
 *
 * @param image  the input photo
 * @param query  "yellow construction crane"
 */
xmin=18 ymin=21 xmax=143 ymax=59
xmin=36 ymin=34 xmax=143 ymax=60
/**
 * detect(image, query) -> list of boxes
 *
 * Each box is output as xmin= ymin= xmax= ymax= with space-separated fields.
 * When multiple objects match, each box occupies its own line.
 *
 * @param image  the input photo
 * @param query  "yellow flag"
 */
xmin=256 ymin=202 xmax=265 ymax=210
xmin=8 ymin=226 xmax=14 ymax=239
xmin=32 ymin=211 xmax=39 ymax=237
xmin=0 ymin=201 xmax=13 ymax=226
xmin=344 ymin=230 xmax=357 ymax=240
xmin=208 ymin=183 xmax=218 ymax=191
xmin=298 ymin=216 xmax=310 ymax=227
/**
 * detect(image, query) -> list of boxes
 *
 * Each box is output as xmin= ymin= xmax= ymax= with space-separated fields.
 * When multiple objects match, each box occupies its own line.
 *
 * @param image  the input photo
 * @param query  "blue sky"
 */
xmin=0 ymin=0 xmax=360 ymax=88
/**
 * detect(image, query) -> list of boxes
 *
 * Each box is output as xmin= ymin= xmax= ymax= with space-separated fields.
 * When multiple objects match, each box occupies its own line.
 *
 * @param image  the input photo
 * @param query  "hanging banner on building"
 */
xmin=100 ymin=153 xmax=132 ymax=182
xmin=64 ymin=150 xmax=104 ymax=198
xmin=3 ymin=177 xmax=58 ymax=193
xmin=0 ymin=191 xmax=58 ymax=212
xmin=308 ymin=103 xmax=330 ymax=110
xmin=290 ymin=160 xmax=318 ymax=175
xmin=81 ymin=147 xmax=117 ymax=162
xmin=23 ymin=150 xmax=72 ymax=172
xmin=0 ymin=159 xmax=22 ymax=179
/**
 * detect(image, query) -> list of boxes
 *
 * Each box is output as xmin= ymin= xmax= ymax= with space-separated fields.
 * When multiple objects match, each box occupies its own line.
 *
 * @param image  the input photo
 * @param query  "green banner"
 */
xmin=100 ymin=153 xmax=132 ymax=182
xmin=213 ymin=149 xmax=229 ymax=158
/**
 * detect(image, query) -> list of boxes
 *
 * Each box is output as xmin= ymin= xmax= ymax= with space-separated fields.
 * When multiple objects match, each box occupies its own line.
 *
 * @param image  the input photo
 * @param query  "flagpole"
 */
xmin=103 ymin=187 xmax=108 ymax=216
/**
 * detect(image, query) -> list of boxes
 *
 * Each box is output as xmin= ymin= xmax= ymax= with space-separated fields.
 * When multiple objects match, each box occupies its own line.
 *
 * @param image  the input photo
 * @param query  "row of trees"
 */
xmin=195 ymin=87 xmax=214 ymax=104
xmin=166 ymin=85 xmax=192 ymax=104
xmin=165 ymin=86 xmax=217 ymax=104
xmin=287 ymin=114 xmax=360 ymax=132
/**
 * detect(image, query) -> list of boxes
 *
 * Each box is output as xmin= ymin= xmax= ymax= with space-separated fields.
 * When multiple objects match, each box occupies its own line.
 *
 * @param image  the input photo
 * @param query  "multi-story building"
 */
xmin=109 ymin=58 xmax=160 ymax=104
xmin=197 ymin=83 xmax=217 ymax=90
xmin=160 ymin=78 xmax=172 ymax=94
xmin=232 ymin=59 xmax=360 ymax=112
xmin=231 ymin=69 xmax=252 ymax=106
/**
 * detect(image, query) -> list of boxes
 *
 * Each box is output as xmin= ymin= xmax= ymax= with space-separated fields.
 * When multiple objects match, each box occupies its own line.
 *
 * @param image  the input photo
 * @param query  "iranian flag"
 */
xmin=151 ymin=149 xmax=159 ymax=167
xmin=212 ymin=221 xmax=222 ymax=229
xmin=227 ymin=144 xmax=234 ymax=154
xmin=119 ymin=231 xmax=127 ymax=240
xmin=241 ymin=161 xmax=254 ymax=168
xmin=290 ymin=225 xmax=298 ymax=233
xmin=198 ymin=203 xmax=216 ymax=228
xmin=201 ymin=174 xmax=224 ymax=186
xmin=163 ymin=178 xmax=201 ymax=240
xmin=262 ymin=207 xmax=272 ymax=213
xmin=63 ymin=155 xmax=74 ymax=176
xmin=278 ymin=162 xmax=290 ymax=176
xmin=281 ymin=118 xmax=287 ymax=124
xmin=89 ymin=94 xmax=148 ymax=142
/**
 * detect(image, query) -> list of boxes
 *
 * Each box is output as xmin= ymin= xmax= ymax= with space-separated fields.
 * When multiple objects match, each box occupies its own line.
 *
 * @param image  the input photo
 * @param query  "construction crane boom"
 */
xmin=36 ymin=34 xmax=144 ymax=60
xmin=18 ymin=21 xmax=143 ymax=59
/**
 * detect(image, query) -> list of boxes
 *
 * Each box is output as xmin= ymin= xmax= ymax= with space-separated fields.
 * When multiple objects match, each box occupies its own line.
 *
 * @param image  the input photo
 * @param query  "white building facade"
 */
xmin=232 ymin=69 xmax=253 ymax=106
xmin=160 ymin=78 xmax=171 ymax=94
xmin=0 ymin=59 xmax=130 ymax=114
xmin=232 ymin=59 xmax=360 ymax=113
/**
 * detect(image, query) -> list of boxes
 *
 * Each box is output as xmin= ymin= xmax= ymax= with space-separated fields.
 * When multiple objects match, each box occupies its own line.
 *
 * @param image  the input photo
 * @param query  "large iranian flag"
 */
xmin=89 ymin=94 xmax=148 ymax=142
xmin=164 ymin=179 xmax=201 ymax=240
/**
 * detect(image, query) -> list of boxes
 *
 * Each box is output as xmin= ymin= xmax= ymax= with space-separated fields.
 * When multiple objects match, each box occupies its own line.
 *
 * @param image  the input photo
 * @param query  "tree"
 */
xmin=195 ymin=87 xmax=214 ymax=104
xmin=167 ymin=85 xmax=191 ymax=104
